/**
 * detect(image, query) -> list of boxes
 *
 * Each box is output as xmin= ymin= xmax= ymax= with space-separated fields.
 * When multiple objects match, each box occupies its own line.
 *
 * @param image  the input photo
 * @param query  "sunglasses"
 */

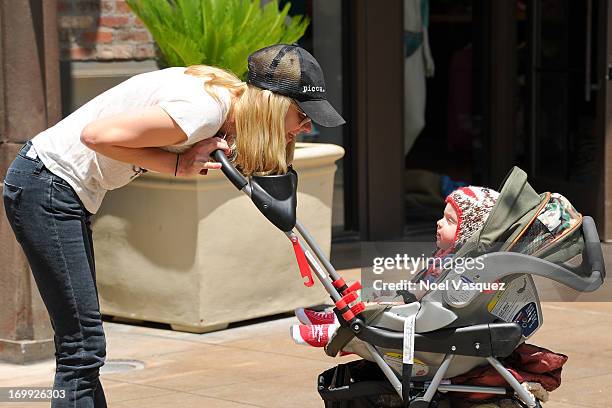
xmin=293 ymin=102 xmax=311 ymax=128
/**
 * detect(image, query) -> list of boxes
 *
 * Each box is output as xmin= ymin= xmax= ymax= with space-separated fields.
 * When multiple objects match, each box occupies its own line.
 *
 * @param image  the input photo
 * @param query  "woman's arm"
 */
xmin=80 ymin=106 xmax=231 ymax=176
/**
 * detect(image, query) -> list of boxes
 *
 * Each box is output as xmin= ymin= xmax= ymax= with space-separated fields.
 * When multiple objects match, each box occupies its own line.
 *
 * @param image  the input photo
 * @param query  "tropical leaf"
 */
xmin=125 ymin=0 xmax=309 ymax=78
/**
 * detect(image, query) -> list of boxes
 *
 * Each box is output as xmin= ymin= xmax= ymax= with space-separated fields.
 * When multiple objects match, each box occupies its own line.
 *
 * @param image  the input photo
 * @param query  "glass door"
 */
xmin=524 ymin=0 xmax=603 ymax=217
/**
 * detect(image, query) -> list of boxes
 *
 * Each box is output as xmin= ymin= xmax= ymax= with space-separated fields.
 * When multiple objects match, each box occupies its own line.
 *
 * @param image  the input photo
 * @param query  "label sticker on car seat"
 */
xmin=512 ymin=302 xmax=540 ymax=337
xmin=487 ymin=275 xmax=541 ymax=338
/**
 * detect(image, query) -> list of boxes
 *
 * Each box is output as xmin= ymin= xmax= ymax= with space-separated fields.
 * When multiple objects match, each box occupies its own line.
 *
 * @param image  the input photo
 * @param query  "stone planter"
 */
xmin=92 ymin=143 xmax=344 ymax=333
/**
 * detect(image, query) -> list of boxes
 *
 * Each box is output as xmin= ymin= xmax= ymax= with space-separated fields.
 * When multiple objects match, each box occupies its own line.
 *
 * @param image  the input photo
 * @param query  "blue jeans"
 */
xmin=2 ymin=141 xmax=107 ymax=407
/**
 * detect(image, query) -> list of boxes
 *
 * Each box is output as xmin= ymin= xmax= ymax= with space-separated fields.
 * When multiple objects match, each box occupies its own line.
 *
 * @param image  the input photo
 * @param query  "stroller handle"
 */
xmin=212 ymin=148 xmax=298 ymax=232
xmin=211 ymin=149 xmax=248 ymax=191
xmin=472 ymin=216 xmax=605 ymax=293
xmin=580 ymin=216 xmax=606 ymax=280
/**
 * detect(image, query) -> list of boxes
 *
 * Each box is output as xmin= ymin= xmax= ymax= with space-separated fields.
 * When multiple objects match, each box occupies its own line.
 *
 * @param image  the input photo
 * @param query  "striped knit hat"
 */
xmin=445 ymin=186 xmax=499 ymax=249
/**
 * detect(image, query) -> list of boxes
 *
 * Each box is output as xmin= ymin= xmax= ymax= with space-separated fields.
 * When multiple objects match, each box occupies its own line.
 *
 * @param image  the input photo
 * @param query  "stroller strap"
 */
xmin=402 ymin=314 xmax=416 ymax=405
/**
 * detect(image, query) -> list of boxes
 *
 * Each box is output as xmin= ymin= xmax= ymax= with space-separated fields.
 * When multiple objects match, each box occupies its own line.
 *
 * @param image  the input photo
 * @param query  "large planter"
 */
xmin=92 ymin=142 xmax=344 ymax=333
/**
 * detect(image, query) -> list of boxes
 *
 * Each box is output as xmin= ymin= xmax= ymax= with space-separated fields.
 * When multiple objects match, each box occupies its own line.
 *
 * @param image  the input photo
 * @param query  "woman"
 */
xmin=2 ymin=44 xmax=344 ymax=407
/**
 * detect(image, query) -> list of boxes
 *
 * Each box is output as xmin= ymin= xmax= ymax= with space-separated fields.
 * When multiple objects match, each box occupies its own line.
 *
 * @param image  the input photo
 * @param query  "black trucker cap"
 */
xmin=246 ymin=44 xmax=345 ymax=127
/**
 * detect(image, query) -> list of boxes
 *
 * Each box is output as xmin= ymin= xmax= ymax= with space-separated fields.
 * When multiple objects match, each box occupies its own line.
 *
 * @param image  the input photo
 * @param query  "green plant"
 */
xmin=126 ymin=0 xmax=310 ymax=78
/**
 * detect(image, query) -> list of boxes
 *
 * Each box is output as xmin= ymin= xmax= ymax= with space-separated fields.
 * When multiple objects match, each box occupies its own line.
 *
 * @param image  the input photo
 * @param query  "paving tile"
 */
xmin=109 ymin=391 xmax=263 ymax=408
xmin=547 ymin=373 xmax=612 ymax=408
xmin=538 ymin=302 xmax=612 ymax=332
xmin=101 ymin=378 xmax=176 ymax=404
xmin=530 ymin=320 xmax=612 ymax=360
xmin=105 ymin=343 xmax=332 ymax=392
xmin=102 ymin=344 xmax=230 ymax=383
xmin=105 ymin=322 xmax=218 ymax=360
xmin=194 ymin=371 xmax=326 ymax=408
xmin=113 ymin=366 xmax=251 ymax=393
xmin=224 ymin=333 xmax=349 ymax=364
xmin=548 ymin=350 xmax=612 ymax=382
xmin=557 ymin=302 xmax=612 ymax=314
xmin=104 ymin=352 xmax=261 ymax=392
xmin=0 ymin=359 xmax=54 ymax=386
xmin=536 ymin=402 xmax=593 ymax=408
xmin=0 ymin=403 xmax=47 ymax=408
xmin=187 ymin=316 xmax=302 ymax=345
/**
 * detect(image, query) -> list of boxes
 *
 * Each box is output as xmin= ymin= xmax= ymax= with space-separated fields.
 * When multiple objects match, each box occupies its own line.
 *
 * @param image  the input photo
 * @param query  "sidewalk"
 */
xmin=1 ymin=268 xmax=610 ymax=407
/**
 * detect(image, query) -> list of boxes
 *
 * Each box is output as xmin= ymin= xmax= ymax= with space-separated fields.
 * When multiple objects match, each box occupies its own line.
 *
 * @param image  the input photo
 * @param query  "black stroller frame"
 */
xmin=212 ymin=150 xmax=606 ymax=408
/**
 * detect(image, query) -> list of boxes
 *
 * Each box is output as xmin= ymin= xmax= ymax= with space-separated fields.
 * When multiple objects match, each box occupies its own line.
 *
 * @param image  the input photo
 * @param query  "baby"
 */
xmin=291 ymin=185 xmax=500 ymax=347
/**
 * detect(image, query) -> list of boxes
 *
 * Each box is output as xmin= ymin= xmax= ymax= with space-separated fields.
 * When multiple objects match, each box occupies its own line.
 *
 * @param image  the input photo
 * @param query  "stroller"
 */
xmin=211 ymin=149 xmax=605 ymax=408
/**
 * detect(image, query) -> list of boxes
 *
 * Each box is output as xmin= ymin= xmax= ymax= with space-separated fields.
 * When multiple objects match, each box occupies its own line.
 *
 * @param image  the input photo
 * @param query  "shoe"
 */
xmin=295 ymin=307 xmax=337 ymax=325
xmin=291 ymin=324 xmax=338 ymax=347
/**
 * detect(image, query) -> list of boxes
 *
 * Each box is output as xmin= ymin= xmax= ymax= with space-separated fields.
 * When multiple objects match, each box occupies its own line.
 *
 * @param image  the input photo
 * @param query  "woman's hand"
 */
xmin=177 ymin=137 xmax=232 ymax=176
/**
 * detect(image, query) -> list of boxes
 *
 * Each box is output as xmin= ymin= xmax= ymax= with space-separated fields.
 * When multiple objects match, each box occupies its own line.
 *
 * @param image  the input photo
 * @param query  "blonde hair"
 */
xmin=184 ymin=65 xmax=296 ymax=177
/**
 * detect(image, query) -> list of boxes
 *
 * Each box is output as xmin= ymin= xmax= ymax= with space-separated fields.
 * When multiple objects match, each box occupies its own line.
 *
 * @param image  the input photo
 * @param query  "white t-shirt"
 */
xmin=31 ymin=67 xmax=231 ymax=215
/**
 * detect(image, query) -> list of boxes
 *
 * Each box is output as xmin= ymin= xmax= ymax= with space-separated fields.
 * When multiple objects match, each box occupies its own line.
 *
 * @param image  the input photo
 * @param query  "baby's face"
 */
xmin=436 ymin=203 xmax=458 ymax=250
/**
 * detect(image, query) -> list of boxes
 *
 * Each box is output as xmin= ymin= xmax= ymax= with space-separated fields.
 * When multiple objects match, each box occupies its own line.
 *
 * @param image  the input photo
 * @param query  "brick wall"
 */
xmin=58 ymin=0 xmax=157 ymax=61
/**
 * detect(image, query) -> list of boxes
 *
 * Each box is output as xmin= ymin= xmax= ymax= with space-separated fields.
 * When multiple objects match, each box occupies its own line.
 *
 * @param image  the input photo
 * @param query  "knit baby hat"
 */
xmin=445 ymin=186 xmax=500 ymax=249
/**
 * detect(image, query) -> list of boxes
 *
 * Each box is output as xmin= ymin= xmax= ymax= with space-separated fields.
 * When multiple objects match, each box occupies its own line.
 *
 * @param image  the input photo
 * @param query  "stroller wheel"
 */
xmin=407 ymin=395 xmax=446 ymax=408
xmin=515 ymin=397 xmax=542 ymax=408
